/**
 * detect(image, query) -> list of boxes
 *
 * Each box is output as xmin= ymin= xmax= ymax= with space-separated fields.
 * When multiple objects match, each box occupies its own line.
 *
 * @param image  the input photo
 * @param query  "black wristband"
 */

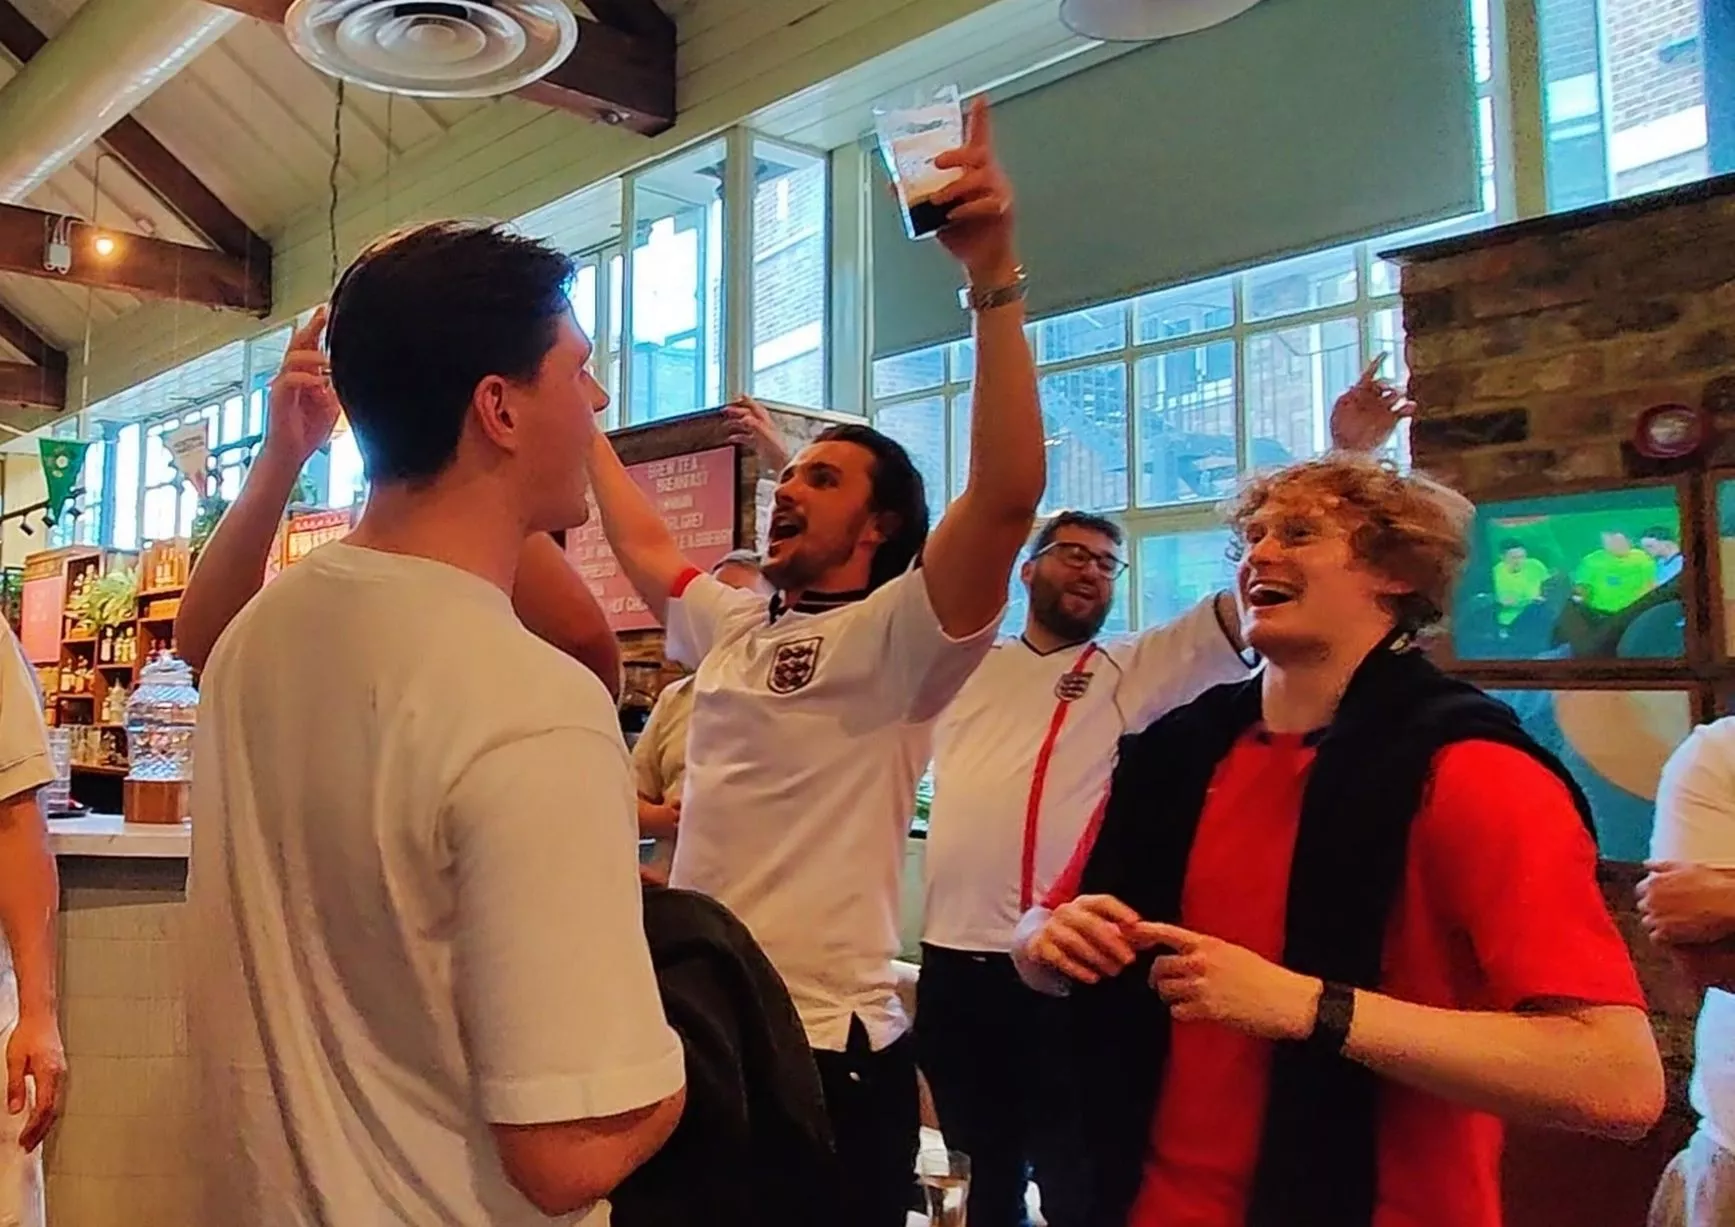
xmin=1306 ymin=981 xmax=1355 ymax=1056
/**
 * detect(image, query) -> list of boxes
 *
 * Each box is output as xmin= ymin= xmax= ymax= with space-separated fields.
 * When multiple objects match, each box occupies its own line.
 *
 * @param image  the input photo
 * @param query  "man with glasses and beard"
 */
xmin=914 ymin=361 xmax=1417 ymax=1227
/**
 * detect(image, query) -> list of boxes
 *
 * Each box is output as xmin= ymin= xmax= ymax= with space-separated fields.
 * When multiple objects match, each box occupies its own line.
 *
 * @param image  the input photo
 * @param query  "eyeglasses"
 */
xmin=1038 ymin=541 xmax=1128 ymax=579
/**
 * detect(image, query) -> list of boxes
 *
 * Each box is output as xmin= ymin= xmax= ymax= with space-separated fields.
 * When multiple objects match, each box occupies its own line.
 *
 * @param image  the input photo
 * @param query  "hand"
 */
xmin=5 ymin=1011 xmax=64 ymax=1152
xmin=1138 ymin=922 xmax=1323 ymax=1043
xmin=1028 ymin=894 xmax=1142 ymax=984
xmin=723 ymin=398 xmax=791 ymax=474
xmin=1329 ymin=355 xmax=1415 ymax=453
xmin=1638 ymin=863 xmax=1735 ymax=945
xmin=931 ymin=97 xmax=1017 ymax=284
xmin=263 ymin=306 xmax=342 ymax=470
xmin=640 ymin=799 xmax=681 ymax=840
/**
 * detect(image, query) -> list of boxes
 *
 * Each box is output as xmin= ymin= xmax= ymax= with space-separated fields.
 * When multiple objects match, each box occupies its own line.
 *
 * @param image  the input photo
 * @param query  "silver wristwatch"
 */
xmin=959 ymin=266 xmax=1029 ymax=312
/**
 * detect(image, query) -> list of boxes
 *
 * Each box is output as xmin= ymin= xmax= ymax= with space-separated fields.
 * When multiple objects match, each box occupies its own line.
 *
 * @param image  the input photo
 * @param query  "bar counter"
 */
xmin=43 ymin=814 xmax=194 ymax=1227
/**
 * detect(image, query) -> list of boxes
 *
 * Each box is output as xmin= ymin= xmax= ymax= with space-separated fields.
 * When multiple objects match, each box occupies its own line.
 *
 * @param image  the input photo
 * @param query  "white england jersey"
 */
xmin=666 ymin=568 xmax=996 ymax=1052
xmin=923 ymin=597 xmax=1250 ymax=953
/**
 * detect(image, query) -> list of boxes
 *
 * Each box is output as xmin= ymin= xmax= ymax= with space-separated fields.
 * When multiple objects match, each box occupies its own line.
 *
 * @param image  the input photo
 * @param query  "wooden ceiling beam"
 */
xmin=0 ymin=302 xmax=64 ymax=374
xmin=0 ymin=0 xmax=271 ymax=265
xmin=204 ymin=0 xmax=676 ymax=135
xmin=0 ymin=204 xmax=270 ymax=313
xmin=0 ymin=359 xmax=63 ymax=413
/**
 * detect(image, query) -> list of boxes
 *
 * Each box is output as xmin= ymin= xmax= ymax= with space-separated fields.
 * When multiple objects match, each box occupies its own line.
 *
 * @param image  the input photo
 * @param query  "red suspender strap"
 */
xmin=1019 ymin=643 xmax=1100 ymax=911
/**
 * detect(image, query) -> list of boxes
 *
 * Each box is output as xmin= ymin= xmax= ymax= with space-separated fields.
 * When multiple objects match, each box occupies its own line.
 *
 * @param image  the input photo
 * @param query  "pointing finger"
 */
xmin=291 ymin=305 xmax=329 ymax=354
xmin=1360 ymin=354 xmax=1387 ymax=385
xmin=1131 ymin=921 xmax=1205 ymax=953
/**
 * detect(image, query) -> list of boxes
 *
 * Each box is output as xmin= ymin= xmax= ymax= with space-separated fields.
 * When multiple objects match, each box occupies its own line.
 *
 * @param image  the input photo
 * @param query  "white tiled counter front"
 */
xmin=43 ymin=815 xmax=195 ymax=1227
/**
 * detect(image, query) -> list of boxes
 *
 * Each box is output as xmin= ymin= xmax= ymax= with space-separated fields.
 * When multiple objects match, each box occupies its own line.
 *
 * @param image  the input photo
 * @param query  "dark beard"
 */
xmin=1030 ymin=577 xmax=1109 ymax=642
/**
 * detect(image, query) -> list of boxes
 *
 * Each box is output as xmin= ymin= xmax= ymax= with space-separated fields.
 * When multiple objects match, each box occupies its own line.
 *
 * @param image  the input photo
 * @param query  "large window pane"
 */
xmin=1138 ymin=529 xmax=1237 ymax=629
xmin=1040 ymin=364 xmax=1128 ymax=514
xmin=629 ymin=140 xmax=725 ymax=423
xmin=752 ymin=141 xmax=828 ymax=408
xmin=571 ymin=262 xmax=599 ymax=339
xmin=328 ymin=432 xmax=366 ymax=510
xmin=874 ymin=397 xmax=947 ymax=522
xmin=949 ymin=391 xmax=972 ymax=503
xmin=872 ymin=347 xmax=946 ymax=399
xmin=112 ymin=424 xmax=141 ymax=550
xmin=1244 ymin=317 xmax=1360 ymax=467
xmin=1135 ymin=342 xmax=1237 ymax=506
xmin=1033 ymin=303 xmax=1126 ymax=364
xmin=1244 ymin=246 xmax=1358 ymax=323
xmin=1135 ymin=277 xmax=1234 ymax=345
xmin=1541 ymin=0 xmax=1710 ymax=210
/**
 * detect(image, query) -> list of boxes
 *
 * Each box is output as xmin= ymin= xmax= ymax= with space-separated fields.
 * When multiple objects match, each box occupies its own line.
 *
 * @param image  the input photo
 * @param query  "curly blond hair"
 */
xmin=1223 ymin=453 xmax=1472 ymax=634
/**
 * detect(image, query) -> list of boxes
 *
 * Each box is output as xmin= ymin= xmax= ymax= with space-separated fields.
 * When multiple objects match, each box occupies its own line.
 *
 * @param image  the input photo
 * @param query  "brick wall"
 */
xmin=1605 ymin=0 xmax=1703 ymax=132
xmin=1393 ymin=175 xmax=1735 ymax=1125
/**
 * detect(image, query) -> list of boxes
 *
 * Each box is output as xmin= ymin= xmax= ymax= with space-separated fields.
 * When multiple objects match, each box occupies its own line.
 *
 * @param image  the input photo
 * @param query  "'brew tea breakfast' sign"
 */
xmin=566 ymin=446 xmax=737 ymax=632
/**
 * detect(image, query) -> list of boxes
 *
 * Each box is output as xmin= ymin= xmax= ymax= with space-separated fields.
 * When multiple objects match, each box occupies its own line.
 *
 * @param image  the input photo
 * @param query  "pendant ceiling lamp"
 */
xmin=1059 ymin=0 xmax=1267 ymax=42
xmin=284 ymin=0 xmax=578 ymax=98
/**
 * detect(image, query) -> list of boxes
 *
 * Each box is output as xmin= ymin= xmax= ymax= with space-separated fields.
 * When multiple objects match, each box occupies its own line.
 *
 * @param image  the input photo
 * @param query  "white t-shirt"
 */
xmin=666 ymin=570 xmax=996 ymax=1052
xmin=187 ymin=543 xmax=684 ymax=1227
xmin=0 ymin=622 xmax=53 ymax=990
xmin=923 ymin=598 xmax=1249 ymax=953
xmin=1652 ymin=716 xmax=1735 ymax=1154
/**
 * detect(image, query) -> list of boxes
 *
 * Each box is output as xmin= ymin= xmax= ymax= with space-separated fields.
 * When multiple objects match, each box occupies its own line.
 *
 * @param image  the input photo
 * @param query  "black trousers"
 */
xmin=813 ymin=1017 xmax=921 ymax=1227
xmin=915 ymin=945 xmax=1093 ymax=1227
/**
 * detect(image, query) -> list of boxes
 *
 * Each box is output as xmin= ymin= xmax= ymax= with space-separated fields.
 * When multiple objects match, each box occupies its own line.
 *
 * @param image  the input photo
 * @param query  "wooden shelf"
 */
xmin=136 ymin=585 xmax=184 ymax=600
xmin=70 ymin=764 xmax=127 ymax=776
xmin=61 ymin=635 xmax=95 ymax=646
xmin=96 ymin=662 xmax=136 ymax=672
xmin=55 ymin=693 xmax=95 ymax=702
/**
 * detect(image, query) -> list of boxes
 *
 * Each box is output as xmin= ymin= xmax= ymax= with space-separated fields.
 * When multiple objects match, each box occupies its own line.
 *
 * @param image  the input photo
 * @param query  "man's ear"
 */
xmin=472 ymin=374 xmax=517 ymax=452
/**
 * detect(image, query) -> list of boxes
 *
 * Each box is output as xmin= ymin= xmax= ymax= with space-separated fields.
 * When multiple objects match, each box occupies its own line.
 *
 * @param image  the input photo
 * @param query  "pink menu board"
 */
xmin=19 ymin=563 xmax=62 ymax=665
xmin=566 ymin=445 xmax=738 ymax=631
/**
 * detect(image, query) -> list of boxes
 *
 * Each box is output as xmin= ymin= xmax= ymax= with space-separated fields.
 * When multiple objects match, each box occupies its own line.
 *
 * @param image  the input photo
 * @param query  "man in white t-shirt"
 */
xmin=187 ymin=221 xmax=685 ymax=1227
xmin=585 ymin=99 xmax=1042 ymax=1227
xmin=1642 ymin=718 xmax=1735 ymax=1225
xmin=0 ymin=621 xmax=63 ymax=1227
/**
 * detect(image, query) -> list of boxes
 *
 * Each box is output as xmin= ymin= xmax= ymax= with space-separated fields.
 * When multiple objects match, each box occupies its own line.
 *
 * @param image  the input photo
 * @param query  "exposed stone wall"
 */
xmin=1399 ymin=183 xmax=1735 ymax=492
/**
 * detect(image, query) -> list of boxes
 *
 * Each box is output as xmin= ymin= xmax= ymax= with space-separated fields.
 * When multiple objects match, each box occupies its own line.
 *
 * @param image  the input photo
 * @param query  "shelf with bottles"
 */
xmin=137 ymin=540 xmax=189 ymax=601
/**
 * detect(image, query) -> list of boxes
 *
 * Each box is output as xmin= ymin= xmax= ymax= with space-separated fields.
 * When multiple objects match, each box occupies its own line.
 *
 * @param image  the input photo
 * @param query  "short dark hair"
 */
xmin=1033 ymin=510 xmax=1123 ymax=557
xmin=1642 ymin=524 xmax=1677 ymax=543
xmin=328 ymin=221 xmax=575 ymax=483
xmin=813 ymin=423 xmax=929 ymax=591
xmin=1498 ymin=537 xmax=1526 ymax=553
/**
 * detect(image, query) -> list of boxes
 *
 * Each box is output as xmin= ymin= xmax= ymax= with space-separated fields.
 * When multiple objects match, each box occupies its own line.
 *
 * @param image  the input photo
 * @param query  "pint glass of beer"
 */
xmin=874 ymin=85 xmax=965 ymax=239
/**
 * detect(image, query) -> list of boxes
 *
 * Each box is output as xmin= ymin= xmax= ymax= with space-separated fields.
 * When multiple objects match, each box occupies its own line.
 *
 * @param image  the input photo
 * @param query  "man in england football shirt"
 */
xmin=585 ymin=99 xmax=1043 ymax=1227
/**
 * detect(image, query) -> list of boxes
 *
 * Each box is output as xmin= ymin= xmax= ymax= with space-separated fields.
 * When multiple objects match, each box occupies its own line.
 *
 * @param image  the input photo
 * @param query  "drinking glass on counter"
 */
xmin=41 ymin=728 xmax=70 ymax=815
xmin=917 ymin=1148 xmax=970 ymax=1226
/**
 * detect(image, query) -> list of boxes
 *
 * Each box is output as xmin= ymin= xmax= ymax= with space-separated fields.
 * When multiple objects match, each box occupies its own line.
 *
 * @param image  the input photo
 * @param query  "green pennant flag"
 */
xmin=38 ymin=438 xmax=90 ymax=525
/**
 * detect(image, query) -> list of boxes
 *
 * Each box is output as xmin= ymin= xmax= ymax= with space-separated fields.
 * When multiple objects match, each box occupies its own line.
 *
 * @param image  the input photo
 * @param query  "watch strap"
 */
xmin=959 ymin=267 xmax=1029 ymax=312
xmin=1306 ymin=980 xmax=1356 ymax=1056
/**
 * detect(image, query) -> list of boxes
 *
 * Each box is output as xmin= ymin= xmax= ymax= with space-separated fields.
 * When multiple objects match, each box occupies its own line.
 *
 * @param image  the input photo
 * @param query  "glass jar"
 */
xmin=125 ymin=653 xmax=199 ymax=783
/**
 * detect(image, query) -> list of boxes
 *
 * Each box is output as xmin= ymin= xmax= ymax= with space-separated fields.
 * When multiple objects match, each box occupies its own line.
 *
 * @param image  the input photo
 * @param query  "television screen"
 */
xmin=1453 ymin=486 xmax=1685 ymax=662
xmin=1489 ymin=688 xmax=1692 ymax=863
xmin=1717 ymin=479 xmax=1735 ymax=655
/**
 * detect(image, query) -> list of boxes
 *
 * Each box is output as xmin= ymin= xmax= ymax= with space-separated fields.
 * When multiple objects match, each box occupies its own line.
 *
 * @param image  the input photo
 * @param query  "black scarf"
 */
xmin=1068 ymin=636 xmax=1594 ymax=1227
